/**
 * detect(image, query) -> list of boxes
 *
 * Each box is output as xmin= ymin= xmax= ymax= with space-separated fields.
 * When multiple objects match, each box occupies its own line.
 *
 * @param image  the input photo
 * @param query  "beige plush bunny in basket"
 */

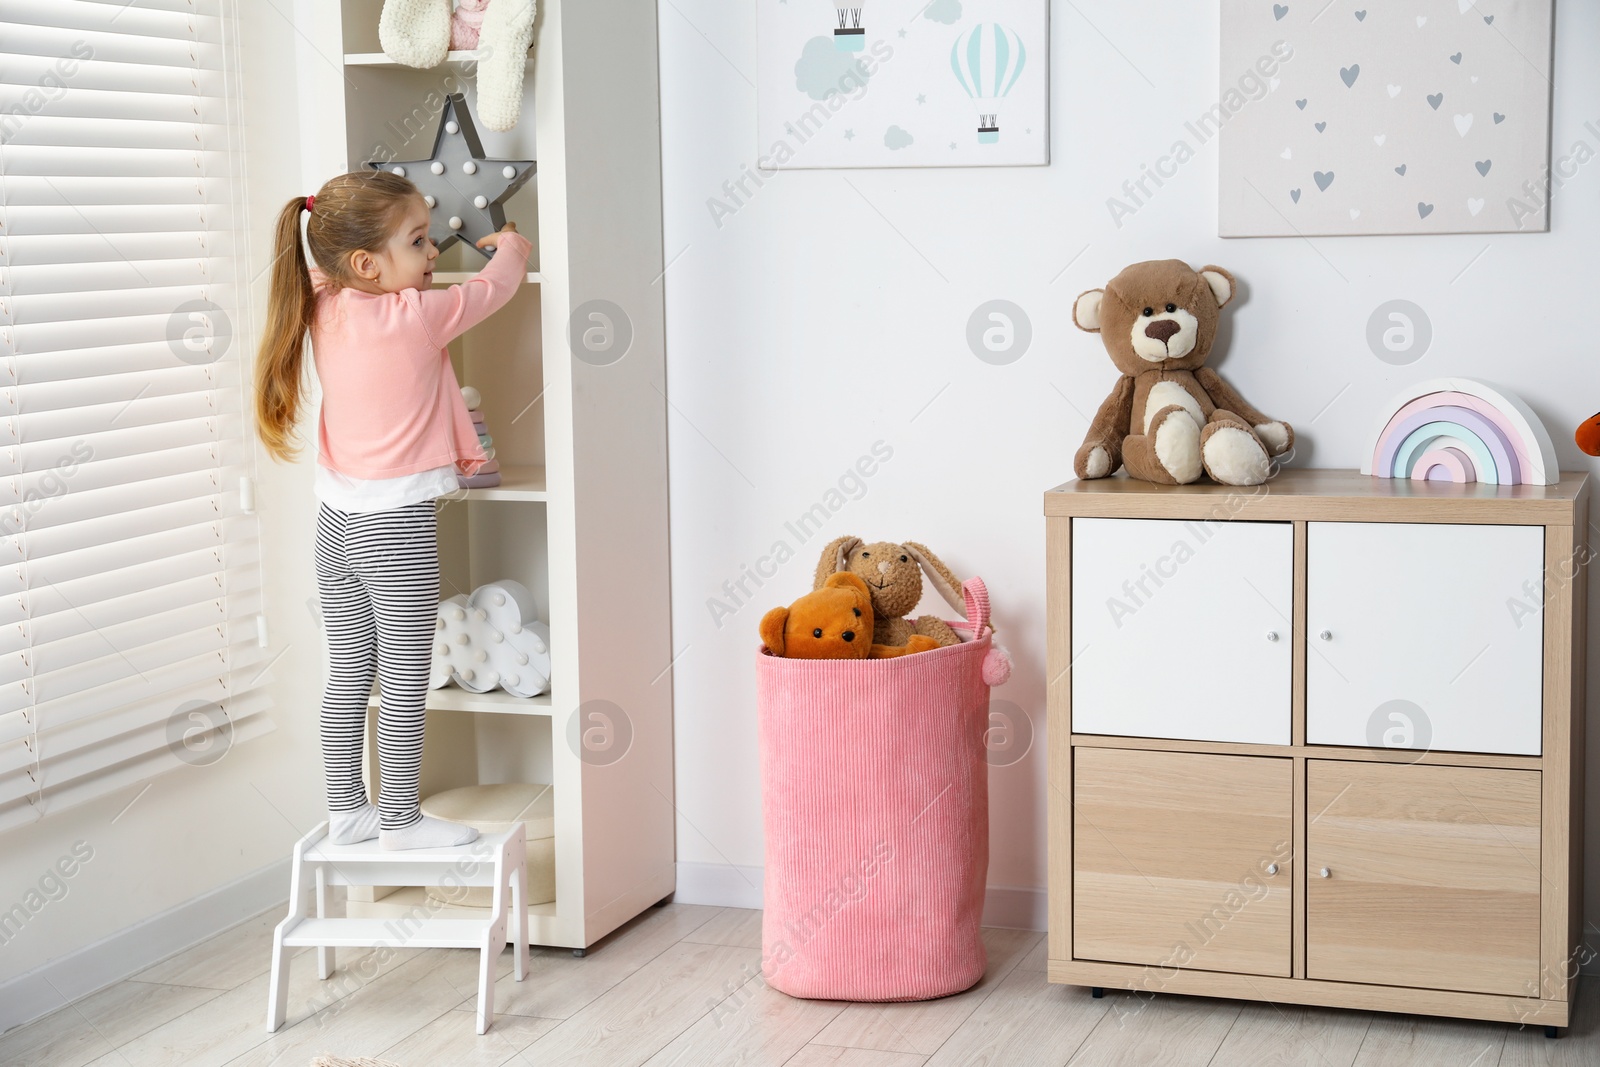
xmin=812 ymin=536 xmax=969 ymax=654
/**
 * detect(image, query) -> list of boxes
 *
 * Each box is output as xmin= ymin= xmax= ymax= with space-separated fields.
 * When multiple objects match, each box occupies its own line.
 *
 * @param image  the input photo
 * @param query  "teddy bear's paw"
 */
xmin=1254 ymin=421 xmax=1291 ymax=456
xmin=1082 ymin=445 xmax=1111 ymax=479
xmin=1152 ymin=408 xmax=1203 ymax=484
xmin=1203 ymin=425 xmax=1270 ymax=485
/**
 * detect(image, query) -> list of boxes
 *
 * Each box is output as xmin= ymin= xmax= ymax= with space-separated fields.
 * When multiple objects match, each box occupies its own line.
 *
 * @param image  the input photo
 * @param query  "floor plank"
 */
xmin=0 ymin=977 xmax=224 ymax=1067
xmin=1497 ymin=985 xmax=1600 ymax=1066
xmin=920 ymin=963 xmax=1105 ymax=1067
xmin=641 ymin=963 xmax=845 ymax=1066
xmin=131 ymin=908 xmax=306 ymax=992
xmin=1210 ymin=1000 xmax=1371 ymax=1067
xmin=808 ymin=928 xmax=1041 ymax=1055
xmin=784 ymin=1047 xmax=928 ymax=1067
xmin=1349 ymin=1014 xmax=1506 ymax=1067
xmin=521 ymin=941 xmax=759 ymax=1066
xmin=377 ymin=1007 xmax=560 ymax=1065
xmin=1064 ymin=991 xmax=1240 ymax=1067
xmin=679 ymin=907 xmax=764 ymax=950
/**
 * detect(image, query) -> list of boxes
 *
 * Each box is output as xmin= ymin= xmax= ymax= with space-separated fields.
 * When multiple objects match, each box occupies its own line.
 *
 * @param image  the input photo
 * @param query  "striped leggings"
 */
xmin=314 ymin=500 xmax=440 ymax=831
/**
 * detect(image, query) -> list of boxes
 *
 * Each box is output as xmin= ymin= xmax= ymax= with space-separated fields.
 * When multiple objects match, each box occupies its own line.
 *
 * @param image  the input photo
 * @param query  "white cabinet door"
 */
xmin=1306 ymin=522 xmax=1544 ymax=756
xmin=1071 ymin=518 xmax=1293 ymax=745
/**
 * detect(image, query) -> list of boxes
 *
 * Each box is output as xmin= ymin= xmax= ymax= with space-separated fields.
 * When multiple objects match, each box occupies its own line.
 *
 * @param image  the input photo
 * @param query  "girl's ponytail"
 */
xmin=254 ymin=196 xmax=315 ymax=462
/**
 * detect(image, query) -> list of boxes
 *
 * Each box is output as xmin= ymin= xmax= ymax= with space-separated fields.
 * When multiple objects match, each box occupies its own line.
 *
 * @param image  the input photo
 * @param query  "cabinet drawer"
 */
xmin=1306 ymin=522 xmax=1544 ymax=755
xmin=1071 ymin=518 xmax=1293 ymax=744
xmin=1074 ymin=748 xmax=1293 ymax=977
xmin=1306 ymin=760 xmax=1540 ymax=996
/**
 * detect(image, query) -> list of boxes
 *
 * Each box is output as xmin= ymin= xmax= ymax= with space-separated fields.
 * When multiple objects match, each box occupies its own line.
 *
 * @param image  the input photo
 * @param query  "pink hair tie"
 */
xmin=304 ymin=194 xmax=315 ymax=213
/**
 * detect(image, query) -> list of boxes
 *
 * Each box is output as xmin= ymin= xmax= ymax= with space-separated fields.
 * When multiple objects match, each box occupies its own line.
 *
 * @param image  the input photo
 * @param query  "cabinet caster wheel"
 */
xmin=1091 ymin=987 xmax=1105 ymax=999
xmin=572 ymin=948 xmax=587 ymax=958
xmin=1544 ymin=1026 xmax=1560 ymax=1039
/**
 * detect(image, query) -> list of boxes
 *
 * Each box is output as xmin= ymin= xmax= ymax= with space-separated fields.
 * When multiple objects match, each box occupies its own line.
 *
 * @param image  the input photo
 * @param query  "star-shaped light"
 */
xmin=367 ymin=93 xmax=535 ymax=259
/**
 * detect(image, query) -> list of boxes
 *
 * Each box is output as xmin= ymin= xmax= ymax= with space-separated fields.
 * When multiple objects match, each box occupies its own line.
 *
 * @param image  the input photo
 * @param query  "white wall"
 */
xmin=0 ymin=0 xmax=336 ymax=1006
xmin=658 ymin=0 xmax=1600 ymax=942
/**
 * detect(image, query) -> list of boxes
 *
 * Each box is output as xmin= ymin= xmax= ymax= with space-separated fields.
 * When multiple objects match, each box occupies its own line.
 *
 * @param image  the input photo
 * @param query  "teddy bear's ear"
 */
xmin=1072 ymin=289 xmax=1105 ymax=332
xmin=812 ymin=535 xmax=861 ymax=590
xmin=759 ymin=607 xmax=788 ymax=656
xmin=902 ymin=542 xmax=965 ymax=615
xmin=1199 ymin=265 xmax=1235 ymax=308
xmin=824 ymin=571 xmax=872 ymax=611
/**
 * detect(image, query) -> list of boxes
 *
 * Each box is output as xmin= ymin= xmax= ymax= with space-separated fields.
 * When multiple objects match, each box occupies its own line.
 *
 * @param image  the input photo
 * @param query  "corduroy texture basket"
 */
xmin=756 ymin=578 xmax=1002 ymax=1001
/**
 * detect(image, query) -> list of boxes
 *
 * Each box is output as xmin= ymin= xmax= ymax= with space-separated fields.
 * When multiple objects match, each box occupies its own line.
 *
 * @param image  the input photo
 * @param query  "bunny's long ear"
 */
xmin=759 ymin=607 xmax=788 ymax=656
xmin=813 ymin=535 xmax=861 ymax=590
xmin=903 ymin=542 xmax=964 ymax=614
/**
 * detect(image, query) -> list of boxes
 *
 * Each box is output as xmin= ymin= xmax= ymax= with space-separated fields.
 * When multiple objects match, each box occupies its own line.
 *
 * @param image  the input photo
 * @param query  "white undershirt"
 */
xmin=313 ymin=462 xmax=459 ymax=513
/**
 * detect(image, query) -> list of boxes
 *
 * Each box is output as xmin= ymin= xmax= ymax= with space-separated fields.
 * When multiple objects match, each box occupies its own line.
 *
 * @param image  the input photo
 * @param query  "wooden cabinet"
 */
xmin=1071 ymin=518 xmax=1293 ymax=744
xmin=1074 ymin=748 xmax=1292 ymax=977
xmin=1306 ymin=761 xmax=1541 ymax=996
xmin=1045 ymin=470 xmax=1588 ymax=1031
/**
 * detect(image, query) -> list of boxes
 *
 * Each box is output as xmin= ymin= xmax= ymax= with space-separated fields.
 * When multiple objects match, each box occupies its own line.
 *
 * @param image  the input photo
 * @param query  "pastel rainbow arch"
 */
xmin=1361 ymin=378 xmax=1559 ymax=486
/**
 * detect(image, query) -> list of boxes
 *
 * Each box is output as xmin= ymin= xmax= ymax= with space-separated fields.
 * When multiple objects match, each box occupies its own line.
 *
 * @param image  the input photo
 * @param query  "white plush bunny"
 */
xmin=378 ymin=0 xmax=537 ymax=132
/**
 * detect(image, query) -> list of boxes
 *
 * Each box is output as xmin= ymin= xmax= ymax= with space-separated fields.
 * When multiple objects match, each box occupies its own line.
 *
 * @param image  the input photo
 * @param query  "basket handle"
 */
xmin=961 ymin=577 xmax=990 ymax=637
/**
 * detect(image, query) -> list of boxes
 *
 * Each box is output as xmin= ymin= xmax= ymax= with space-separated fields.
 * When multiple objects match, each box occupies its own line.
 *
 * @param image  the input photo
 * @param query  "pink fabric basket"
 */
xmin=757 ymin=578 xmax=1000 ymax=1001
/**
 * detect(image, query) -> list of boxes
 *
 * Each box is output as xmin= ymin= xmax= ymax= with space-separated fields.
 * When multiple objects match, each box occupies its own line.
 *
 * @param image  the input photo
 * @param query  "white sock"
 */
xmin=380 ymin=814 xmax=479 ymax=851
xmin=328 ymin=802 xmax=381 ymax=845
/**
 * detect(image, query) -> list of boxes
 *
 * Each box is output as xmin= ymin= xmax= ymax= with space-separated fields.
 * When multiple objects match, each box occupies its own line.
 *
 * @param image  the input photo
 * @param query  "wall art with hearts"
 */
xmin=1219 ymin=0 xmax=1553 ymax=236
xmin=755 ymin=0 xmax=1049 ymax=169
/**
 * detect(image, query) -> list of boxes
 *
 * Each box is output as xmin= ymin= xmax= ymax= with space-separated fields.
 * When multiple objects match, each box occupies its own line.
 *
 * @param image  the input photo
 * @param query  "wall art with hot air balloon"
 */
xmin=756 ymin=0 xmax=1049 ymax=169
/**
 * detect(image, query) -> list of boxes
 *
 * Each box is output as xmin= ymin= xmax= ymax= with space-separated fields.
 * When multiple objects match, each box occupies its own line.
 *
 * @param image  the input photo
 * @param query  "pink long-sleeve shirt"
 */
xmin=310 ymin=230 xmax=532 ymax=479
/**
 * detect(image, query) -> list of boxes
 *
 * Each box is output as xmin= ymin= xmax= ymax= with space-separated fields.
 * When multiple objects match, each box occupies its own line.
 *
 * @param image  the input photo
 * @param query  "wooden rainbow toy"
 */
xmin=1360 ymin=378 xmax=1559 ymax=486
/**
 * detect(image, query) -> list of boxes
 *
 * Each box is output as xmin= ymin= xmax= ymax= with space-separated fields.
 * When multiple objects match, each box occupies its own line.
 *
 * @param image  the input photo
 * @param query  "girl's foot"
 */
xmin=380 ymin=815 xmax=479 ymax=851
xmin=328 ymin=801 xmax=381 ymax=845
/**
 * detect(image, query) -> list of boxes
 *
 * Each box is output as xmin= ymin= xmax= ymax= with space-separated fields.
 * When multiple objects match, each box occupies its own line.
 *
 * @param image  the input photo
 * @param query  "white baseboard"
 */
xmin=671 ymin=861 xmax=1046 ymax=931
xmin=0 ymin=857 xmax=291 ymax=1036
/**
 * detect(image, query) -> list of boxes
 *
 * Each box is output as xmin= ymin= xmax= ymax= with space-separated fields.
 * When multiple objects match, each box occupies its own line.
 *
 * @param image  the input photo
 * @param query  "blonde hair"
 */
xmin=253 ymin=170 xmax=421 ymax=462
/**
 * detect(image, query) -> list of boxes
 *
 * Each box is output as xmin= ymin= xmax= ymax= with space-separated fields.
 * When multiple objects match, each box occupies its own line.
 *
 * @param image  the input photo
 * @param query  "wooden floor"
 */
xmin=1 ymin=896 xmax=1594 ymax=1066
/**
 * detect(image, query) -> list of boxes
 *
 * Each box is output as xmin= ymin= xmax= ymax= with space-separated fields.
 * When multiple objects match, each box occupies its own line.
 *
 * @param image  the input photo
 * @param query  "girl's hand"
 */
xmin=476 ymin=222 xmax=519 ymax=251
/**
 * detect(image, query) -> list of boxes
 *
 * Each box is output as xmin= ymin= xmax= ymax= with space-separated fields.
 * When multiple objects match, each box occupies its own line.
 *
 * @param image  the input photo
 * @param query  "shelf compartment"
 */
xmin=446 ymin=464 xmax=547 ymax=502
xmin=344 ymin=50 xmax=533 ymax=69
xmin=370 ymin=686 xmax=552 ymax=716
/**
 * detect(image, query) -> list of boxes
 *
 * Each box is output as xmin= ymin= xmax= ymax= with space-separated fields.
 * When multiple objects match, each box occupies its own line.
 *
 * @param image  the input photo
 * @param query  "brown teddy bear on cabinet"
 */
xmin=1072 ymin=260 xmax=1293 ymax=487
xmin=813 ymin=537 xmax=964 ymax=652
xmin=761 ymin=573 xmax=939 ymax=659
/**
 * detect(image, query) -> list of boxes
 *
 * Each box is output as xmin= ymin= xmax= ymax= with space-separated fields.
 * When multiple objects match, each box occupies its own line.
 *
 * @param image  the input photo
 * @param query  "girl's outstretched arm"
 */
xmin=409 ymin=225 xmax=533 ymax=346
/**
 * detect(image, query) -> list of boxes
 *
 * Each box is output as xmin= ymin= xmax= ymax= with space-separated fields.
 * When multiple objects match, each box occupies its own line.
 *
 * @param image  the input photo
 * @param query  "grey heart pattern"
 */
xmin=1484 ymin=14 xmax=1494 ymax=23
xmin=1417 ymin=202 xmax=1434 ymax=218
xmin=1450 ymin=52 xmax=1463 ymax=64
xmin=1494 ymin=112 xmax=1505 ymax=123
xmin=1355 ymin=9 xmax=1366 ymax=20
xmin=1475 ymin=159 xmax=1492 ymax=175
xmin=1395 ymin=164 xmax=1407 ymax=175
xmin=1314 ymin=170 xmax=1335 ymax=190
xmin=1315 ymin=121 xmax=1327 ymax=132
xmin=1428 ymin=92 xmax=1444 ymax=109
xmin=1290 ymin=188 xmax=1302 ymax=202
xmin=1296 ymin=98 xmax=1308 ymax=109
xmin=1340 ymin=64 xmax=1360 ymax=87
xmin=1274 ymin=3 xmax=1288 ymax=18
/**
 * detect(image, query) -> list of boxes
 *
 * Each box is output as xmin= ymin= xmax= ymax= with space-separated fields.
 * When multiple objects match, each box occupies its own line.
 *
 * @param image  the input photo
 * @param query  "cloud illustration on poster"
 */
xmin=794 ymin=36 xmax=872 ymax=101
xmin=924 ymin=0 xmax=962 ymax=24
xmin=884 ymin=124 xmax=914 ymax=149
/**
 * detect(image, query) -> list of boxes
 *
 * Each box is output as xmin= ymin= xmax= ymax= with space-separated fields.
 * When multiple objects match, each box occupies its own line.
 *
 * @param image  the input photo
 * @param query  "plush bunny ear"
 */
xmin=759 ymin=607 xmax=788 ymax=656
xmin=1073 ymin=289 xmax=1105 ymax=332
xmin=813 ymin=535 xmax=861 ymax=590
xmin=1199 ymin=265 xmax=1235 ymax=308
xmin=902 ymin=542 xmax=965 ymax=614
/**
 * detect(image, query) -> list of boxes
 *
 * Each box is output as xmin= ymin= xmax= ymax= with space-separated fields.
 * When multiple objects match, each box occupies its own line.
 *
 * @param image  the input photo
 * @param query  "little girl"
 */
xmin=253 ymin=170 xmax=532 ymax=850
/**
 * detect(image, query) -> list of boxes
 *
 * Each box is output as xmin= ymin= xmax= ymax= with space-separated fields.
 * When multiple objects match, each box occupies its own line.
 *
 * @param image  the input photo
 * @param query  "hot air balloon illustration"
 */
xmin=831 ymin=1 xmax=867 ymax=51
xmin=951 ymin=23 xmax=1027 ymax=143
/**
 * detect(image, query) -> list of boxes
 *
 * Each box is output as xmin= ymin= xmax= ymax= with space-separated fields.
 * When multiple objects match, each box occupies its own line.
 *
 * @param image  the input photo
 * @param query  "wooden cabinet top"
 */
xmin=1044 ymin=468 xmax=1589 ymax=525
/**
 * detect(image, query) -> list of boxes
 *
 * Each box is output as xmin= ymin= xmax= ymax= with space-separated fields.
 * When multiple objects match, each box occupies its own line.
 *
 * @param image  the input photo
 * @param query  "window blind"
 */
xmin=0 ymin=0 xmax=270 ymax=834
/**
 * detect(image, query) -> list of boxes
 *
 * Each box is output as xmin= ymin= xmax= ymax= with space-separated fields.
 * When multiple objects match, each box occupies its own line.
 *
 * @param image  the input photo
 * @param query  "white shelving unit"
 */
xmin=310 ymin=0 xmax=675 ymax=952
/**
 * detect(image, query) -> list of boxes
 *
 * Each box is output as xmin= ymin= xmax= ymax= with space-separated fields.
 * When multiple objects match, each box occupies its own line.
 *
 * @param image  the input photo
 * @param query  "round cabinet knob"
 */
xmin=1319 ymin=867 xmax=1331 ymax=879
xmin=1319 ymin=630 xmax=1332 ymax=642
xmin=1265 ymin=631 xmax=1279 ymax=642
xmin=1266 ymin=863 xmax=1278 ymax=876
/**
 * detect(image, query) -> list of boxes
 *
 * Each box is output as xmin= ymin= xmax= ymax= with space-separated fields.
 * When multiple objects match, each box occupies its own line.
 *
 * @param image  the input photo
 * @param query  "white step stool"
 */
xmin=266 ymin=821 xmax=528 ymax=1035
